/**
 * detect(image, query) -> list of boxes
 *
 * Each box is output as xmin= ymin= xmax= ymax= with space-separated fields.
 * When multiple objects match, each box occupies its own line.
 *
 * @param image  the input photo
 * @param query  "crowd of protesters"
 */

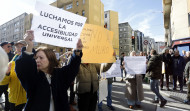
xmin=0 ymin=30 xmax=190 ymax=111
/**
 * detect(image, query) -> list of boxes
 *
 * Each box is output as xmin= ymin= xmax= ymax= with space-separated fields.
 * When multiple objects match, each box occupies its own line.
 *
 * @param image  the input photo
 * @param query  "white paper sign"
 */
xmin=0 ymin=47 xmax=8 ymax=82
xmin=124 ymin=56 xmax=146 ymax=74
xmin=99 ymin=79 xmax=108 ymax=103
xmin=102 ymin=58 xmax=121 ymax=78
xmin=31 ymin=1 xmax=87 ymax=48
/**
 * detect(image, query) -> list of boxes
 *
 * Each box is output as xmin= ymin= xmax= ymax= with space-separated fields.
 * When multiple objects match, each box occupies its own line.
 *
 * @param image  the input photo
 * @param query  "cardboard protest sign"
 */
xmin=124 ymin=56 xmax=146 ymax=74
xmin=80 ymin=24 xmax=115 ymax=63
xmin=101 ymin=58 xmax=121 ymax=78
xmin=31 ymin=1 xmax=86 ymax=48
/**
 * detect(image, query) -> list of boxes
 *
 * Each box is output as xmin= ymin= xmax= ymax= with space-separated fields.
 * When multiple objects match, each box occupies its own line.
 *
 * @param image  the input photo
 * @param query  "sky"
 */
xmin=0 ymin=0 xmax=164 ymax=41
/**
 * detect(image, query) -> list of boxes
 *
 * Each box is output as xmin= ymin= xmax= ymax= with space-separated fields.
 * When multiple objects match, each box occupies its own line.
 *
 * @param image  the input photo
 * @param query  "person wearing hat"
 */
xmin=0 ymin=41 xmax=15 ymax=61
xmin=0 ymin=40 xmax=27 ymax=111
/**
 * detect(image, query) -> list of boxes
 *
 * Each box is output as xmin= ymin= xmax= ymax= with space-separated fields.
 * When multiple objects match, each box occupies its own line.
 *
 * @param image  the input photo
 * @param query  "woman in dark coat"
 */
xmin=15 ymin=30 xmax=83 ymax=111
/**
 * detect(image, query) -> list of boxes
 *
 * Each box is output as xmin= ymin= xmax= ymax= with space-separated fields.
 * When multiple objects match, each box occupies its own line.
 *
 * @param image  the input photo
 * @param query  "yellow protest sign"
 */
xmin=80 ymin=24 xmax=115 ymax=63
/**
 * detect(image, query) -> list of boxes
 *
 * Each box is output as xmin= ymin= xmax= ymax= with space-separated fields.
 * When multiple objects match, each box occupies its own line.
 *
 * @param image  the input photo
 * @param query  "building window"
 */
xmin=82 ymin=10 xmax=85 ymax=16
xmin=3 ymin=27 xmax=6 ymax=31
xmin=124 ymin=34 xmax=126 ymax=37
xmin=124 ymin=46 xmax=127 ymax=49
xmin=120 ymin=46 xmax=123 ymax=49
xmin=120 ymin=28 xmax=123 ymax=31
xmin=83 ymin=0 xmax=85 ymax=4
xmin=188 ymin=13 xmax=190 ymax=27
xmin=14 ymin=21 xmax=19 ymax=27
xmin=76 ymin=1 xmax=79 ymax=6
xmin=120 ymin=34 xmax=122 ymax=37
xmin=14 ymin=27 xmax=19 ymax=32
xmin=66 ymin=4 xmax=72 ymax=10
xmin=120 ymin=41 xmax=122 ymax=43
xmin=124 ymin=28 xmax=126 ymax=31
xmin=105 ymin=14 xmax=107 ymax=18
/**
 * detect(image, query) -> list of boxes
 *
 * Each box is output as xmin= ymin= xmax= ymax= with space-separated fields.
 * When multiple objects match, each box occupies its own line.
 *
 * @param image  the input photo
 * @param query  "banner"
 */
xmin=101 ymin=58 xmax=121 ymax=78
xmin=124 ymin=56 xmax=146 ymax=74
xmin=31 ymin=1 xmax=87 ymax=48
xmin=80 ymin=24 xmax=115 ymax=63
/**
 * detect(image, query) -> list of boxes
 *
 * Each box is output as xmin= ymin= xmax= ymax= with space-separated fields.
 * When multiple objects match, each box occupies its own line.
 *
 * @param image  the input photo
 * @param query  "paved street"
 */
xmin=0 ymin=78 xmax=190 ymax=111
xmin=98 ymin=78 xmax=190 ymax=111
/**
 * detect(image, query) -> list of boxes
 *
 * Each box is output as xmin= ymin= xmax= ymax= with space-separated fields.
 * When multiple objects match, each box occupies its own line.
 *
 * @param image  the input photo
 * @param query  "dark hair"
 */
xmin=151 ymin=49 xmax=157 ymax=55
xmin=36 ymin=47 xmax=60 ymax=74
xmin=121 ymin=52 xmax=125 ymax=55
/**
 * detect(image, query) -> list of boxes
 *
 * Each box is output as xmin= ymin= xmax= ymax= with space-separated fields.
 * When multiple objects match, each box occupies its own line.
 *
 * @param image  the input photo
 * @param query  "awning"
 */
xmin=172 ymin=39 xmax=190 ymax=47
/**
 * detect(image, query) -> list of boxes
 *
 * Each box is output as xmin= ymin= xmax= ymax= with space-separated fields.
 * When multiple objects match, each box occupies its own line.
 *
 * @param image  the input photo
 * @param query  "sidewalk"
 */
xmin=143 ymin=82 xmax=188 ymax=103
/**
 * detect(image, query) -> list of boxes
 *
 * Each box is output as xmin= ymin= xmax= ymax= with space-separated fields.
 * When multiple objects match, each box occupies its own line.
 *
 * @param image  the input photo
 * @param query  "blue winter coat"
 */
xmin=172 ymin=55 xmax=185 ymax=77
xmin=15 ymin=49 xmax=82 ymax=111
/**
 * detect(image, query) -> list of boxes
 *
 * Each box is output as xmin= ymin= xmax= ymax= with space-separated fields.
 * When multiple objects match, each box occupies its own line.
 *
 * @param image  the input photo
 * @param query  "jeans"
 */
xmin=173 ymin=75 xmax=183 ymax=90
xmin=121 ymin=68 xmax=126 ymax=78
xmin=150 ymin=79 xmax=165 ymax=101
xmin=127 ymin=99 xmax=141 ymax=106
xmin=98 ymin=84 xmax=112 ymax=109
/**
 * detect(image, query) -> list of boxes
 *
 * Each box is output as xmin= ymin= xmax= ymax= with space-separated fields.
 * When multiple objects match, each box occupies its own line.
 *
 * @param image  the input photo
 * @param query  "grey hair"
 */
xmin=130 ymin=51 xmax=136 ymax=56
xmin=162 ymin=47 xmax=170 ymax=54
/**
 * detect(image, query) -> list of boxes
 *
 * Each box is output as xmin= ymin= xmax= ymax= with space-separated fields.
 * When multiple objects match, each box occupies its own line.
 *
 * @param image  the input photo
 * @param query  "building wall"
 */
xmin=104 ymin=10 xmax=119 ymax=56
xmin=134 ymin=30 xmax=144 ymax=52
xmin=89 ymin=0 xmax=104 ymax=26
xmin=119 ymin=22 xmax=133 ymax=56
xmin=188 ymin=0 xmax=190 ymax=35
xmin=49 ymin=0 xmax=104 ymax=52
xmin=134 ymin=31 xmax=138 ymax=52
xmin=171 ymin=0 xmax=190 ymax=40
xmin=55 ymin=0 xmax=104 ymax=26
xmin=155 ymin=42 xmax=165 ymax=54
xmin=0 ymin=13 xmax=28 ymax=43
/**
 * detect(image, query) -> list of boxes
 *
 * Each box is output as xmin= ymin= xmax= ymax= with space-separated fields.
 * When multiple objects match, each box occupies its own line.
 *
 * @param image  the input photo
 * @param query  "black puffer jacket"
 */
xmin=146 ymin=55 xmax=162 ymax=79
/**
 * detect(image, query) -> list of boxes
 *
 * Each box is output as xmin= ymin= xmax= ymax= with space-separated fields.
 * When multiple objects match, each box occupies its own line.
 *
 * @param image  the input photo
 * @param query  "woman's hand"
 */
xmin=76 ymin=39 xmax=83 ymax=50
xmin=24 ymin=30 xmax=34 ymax=52
xmin=24 ymin=30 xmax=34 ymax=46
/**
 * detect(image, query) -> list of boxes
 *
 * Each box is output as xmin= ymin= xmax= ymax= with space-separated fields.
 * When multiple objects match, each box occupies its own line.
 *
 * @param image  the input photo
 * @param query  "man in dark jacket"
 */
xmin=160 ymin=48 xmax=172 ymax=91
xmin=146 ymin=49 xmax=167 ymax=107
xmin=172 ymin=50 xmax=185 ymax=92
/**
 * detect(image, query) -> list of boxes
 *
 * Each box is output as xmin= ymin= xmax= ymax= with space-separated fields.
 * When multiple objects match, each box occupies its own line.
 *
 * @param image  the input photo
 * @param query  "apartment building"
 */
xmin=0 ymin=13 xmax=29 ymax=43
xmin=104 ymin=10 xmax=119 ymax=55
xmin=163 ymin=0 xmax=190 ymax=55
xmin=119 ymin=22 xmax=133 ymax=56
